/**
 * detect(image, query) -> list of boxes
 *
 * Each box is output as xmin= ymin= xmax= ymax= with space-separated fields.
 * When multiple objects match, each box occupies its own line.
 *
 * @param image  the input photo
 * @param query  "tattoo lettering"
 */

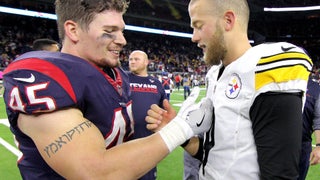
xmin=43 ymin=120 xmax=93 ymax=158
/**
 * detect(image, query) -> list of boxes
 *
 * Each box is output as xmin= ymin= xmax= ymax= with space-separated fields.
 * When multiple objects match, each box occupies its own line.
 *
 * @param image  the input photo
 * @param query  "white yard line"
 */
xmin=0 ymin=137 xmax=21 ymax=157
xmin=172 ymin=103 xmax=182 ymax=107
xmin=0 ymin=118 xmax=21 ymax=157
xmin=0 ymin=118 xmax=10 ymax=127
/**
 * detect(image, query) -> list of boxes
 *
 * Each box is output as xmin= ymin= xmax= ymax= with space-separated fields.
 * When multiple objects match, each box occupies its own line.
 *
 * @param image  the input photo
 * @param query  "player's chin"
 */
xmin=99 ymin=59 xmax=119 ymax=68
xmin=110 ymin=61 xmax=121 ymax=67
xmin=203 ymin=55 xmax=216 ymax=66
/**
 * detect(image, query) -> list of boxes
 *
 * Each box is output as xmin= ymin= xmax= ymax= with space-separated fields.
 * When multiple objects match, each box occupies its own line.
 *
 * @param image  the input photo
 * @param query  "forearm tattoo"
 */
xmin=43 ymin=120 xmax=93 ymax=158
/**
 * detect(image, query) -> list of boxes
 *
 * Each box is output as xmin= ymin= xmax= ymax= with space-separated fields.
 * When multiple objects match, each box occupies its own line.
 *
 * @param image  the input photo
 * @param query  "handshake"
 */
xmin=146 ymin=87 xmax=213 ymax=152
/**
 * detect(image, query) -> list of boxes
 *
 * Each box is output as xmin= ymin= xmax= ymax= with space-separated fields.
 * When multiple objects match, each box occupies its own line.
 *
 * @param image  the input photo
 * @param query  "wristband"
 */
xmin=158 ymin=116 xmax=193 ymax=152
xmin=316 ymin=143 xmax=320 ymax=147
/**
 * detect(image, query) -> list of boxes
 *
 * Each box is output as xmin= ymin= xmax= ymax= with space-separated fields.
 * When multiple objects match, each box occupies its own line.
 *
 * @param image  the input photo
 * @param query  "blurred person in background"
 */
xmin=298 ymin=75 xmax=320 ymax=180
xmin=128 ymin=50 xmax=167 ymax=180
xmin=174 ymin=73 xmax=182 ymax=91
xmin=162 ymin=71 xmax=174 ymax=101
xmin=183 ymin=73 xmax=191 ymax=100
xmin=32 ymin=38 xmax=60 ymax=52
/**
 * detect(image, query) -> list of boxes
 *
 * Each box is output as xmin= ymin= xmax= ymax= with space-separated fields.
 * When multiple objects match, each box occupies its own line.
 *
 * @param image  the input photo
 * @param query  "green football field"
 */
xmin=0 ymin=88 xmax=319 ymax=179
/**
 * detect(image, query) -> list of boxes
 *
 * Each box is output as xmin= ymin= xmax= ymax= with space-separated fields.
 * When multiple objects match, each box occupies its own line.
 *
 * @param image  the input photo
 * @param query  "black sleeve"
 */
xmin=250 ymin=92 xmax=302 ymax=180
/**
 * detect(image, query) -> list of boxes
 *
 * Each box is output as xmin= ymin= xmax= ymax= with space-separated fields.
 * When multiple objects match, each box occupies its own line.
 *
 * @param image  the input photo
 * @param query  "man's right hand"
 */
xmin=146 ymin=99 xmax=176 ymax=132
xmin=146 ymin=86 xmax=201 ymax=132
xmin=151 ymin=87 xmax=213 ymax=151
xmin=146 ymin=86 xmax=213 ymax=137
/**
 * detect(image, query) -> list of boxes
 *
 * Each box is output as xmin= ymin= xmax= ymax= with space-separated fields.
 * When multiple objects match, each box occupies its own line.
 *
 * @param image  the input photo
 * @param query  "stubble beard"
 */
xmin=204 ymin=24 xmax=226 ymax=66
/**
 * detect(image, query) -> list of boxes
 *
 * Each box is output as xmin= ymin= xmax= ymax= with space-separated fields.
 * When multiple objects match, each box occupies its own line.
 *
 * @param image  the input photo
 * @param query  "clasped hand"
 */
xmin=145 ymin=87 xmax=213 ymax=136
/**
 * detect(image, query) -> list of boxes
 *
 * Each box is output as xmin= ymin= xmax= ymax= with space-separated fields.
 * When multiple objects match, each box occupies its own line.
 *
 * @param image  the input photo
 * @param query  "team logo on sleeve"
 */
xmin=225 ymin=73 xmax=241 ymax=99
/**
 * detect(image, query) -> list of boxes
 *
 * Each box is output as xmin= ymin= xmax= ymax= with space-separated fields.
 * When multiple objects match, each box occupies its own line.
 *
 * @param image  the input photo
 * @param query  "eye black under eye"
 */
xmin=102 ymin=32 xmax=115 ymax=39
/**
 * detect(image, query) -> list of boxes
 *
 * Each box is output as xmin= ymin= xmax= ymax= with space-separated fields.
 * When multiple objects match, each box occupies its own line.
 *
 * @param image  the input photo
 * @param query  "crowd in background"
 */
xmin=0 ymin=9 xmax=319 ymax=85
xmin=0 ymin=13 xmax=208 ymax=84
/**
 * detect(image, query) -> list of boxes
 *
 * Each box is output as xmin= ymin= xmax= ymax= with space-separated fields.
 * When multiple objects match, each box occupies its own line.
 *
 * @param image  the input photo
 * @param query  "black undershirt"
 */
xmin=103 ymin=67 xmax=116 ymax=80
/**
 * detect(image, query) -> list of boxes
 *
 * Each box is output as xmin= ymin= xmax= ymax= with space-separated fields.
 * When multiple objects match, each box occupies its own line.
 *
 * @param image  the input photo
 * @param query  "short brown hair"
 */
xmin=55 ymin=0 xmax=129 ymax=41
xmin=33 ymin=38 xmax=59 ymax=51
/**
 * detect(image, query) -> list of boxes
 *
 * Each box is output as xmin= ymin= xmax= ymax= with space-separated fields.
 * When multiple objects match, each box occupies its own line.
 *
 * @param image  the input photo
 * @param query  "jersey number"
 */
xmin=105 ymin=103 xmax=134 ymax=148
xmin=9 ymin=82 xmax=56 ymax=112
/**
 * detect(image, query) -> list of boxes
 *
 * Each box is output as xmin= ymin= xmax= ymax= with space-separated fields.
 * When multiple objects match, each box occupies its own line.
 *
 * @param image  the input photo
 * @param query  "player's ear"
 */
xmin=223 ymin=10 xmax=235 ymax=31
xmin=64 ymin=20 xmax=80 ymax=42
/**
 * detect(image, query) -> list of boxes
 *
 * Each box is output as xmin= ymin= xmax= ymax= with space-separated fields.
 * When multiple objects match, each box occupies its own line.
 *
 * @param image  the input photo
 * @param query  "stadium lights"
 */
xmin=0 ymin=6 xmax=254 ymax=43
xmin=0 ymin=6 xmax=56 ymax=20
xmin=0 ymin=6 xmax=192 ymax=38
xmin=125 ymin=25 xmax=192 ymax=38
xmin=264 ymin=5 xmax=320 ymax=12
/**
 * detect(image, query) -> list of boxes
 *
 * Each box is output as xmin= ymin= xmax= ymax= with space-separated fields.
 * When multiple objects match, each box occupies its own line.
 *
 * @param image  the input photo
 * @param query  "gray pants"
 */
xmin=183 ymin=151 xmax=201 ymax=180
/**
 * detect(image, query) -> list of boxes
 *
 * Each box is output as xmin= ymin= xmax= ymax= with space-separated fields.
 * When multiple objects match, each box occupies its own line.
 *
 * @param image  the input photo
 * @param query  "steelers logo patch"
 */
xmin=225 ymin=73 xmax=241 ymax=99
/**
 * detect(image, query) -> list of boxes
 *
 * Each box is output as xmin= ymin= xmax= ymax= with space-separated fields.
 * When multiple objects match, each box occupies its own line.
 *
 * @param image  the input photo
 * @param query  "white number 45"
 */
xmin=9 ymin=82 xmax=56 ymax=112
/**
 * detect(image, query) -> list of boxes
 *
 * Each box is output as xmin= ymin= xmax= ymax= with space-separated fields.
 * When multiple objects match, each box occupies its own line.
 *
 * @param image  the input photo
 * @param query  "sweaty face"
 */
xmin=77 ymin=10 xmax=127 ymax=68
xmin=189 ymin=1 xmax=226 ymax=66
xmin=129 ymin=52 xmax=148 ymax=75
